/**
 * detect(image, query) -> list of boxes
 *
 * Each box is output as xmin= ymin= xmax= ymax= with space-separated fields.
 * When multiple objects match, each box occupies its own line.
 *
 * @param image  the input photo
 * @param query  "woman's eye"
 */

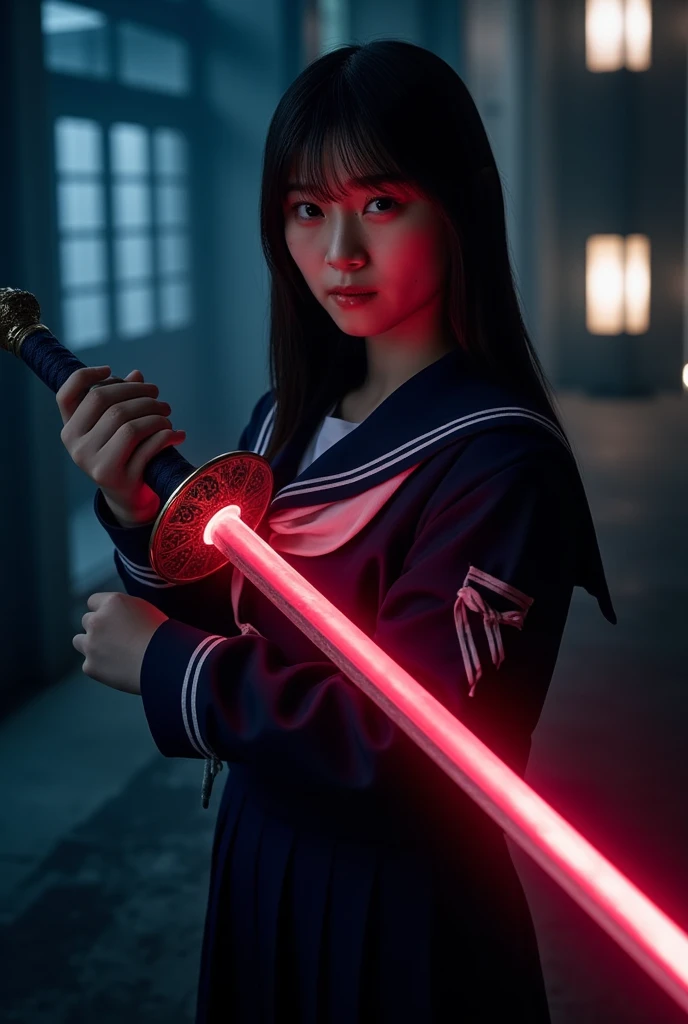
xmin=291 ymin=202 xmax=319 ymax=220
xmin=291 ymin=196 xmax=399 ymax=220
xmin=365 ymin=197 xmax=398 ymax=214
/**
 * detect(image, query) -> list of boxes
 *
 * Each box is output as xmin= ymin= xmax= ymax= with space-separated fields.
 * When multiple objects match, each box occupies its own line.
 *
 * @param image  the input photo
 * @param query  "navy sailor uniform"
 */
xmin=93 ymin=347 xmax=616 ymax=1023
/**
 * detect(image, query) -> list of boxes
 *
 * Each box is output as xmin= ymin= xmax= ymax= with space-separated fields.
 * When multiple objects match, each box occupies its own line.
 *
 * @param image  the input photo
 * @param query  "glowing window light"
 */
xmin=586 ymin=0 xmax=625 ymax=71
xmin=587 ymin=235 xmax=625 ymax=334
xmin=624 ymin=234 xmax=651 ymax=334
xmin=586 ymin=0 xmax=652 ymax=72
xmin=586 ymin=234 xmax=651 ymax=335
xmin=682 ymin=364 xmax=688 ymax=390
xmin=624 ymin=0 xmax=652 ymax=71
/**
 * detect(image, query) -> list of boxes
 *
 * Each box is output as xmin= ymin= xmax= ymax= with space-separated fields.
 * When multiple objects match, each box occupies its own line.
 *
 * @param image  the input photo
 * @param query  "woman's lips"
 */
xmin=330 ymin=292 xmax=378 ymax=308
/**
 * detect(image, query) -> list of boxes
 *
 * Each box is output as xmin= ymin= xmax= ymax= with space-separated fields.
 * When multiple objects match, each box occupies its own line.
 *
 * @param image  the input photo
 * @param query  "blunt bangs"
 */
xmin=279 ymin=90 xmax=414 ymax=207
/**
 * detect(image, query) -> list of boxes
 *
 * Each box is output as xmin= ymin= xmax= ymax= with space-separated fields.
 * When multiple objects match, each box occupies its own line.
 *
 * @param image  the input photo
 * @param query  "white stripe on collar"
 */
xmin=255 ymin=403 xmax=570 ymax=502
xmin=254 ymin=401 xmax=276 ymax=455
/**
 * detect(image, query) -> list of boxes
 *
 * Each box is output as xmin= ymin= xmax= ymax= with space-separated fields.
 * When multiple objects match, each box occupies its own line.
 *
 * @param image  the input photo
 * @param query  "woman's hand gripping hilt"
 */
xmin=0 ymin=285 xmax=273 ymax=584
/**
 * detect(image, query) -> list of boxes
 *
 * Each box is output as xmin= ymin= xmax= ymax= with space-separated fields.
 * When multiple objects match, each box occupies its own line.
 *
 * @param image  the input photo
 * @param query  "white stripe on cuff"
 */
xmin=116 ymin=550 xmax=176 ymax=589
xmin=181 ymin=634 xmax=231 ymax=757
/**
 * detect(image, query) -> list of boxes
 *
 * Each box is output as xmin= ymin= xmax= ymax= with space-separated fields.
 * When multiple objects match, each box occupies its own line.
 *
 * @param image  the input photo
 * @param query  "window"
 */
xmin=154 ymin=129 xmax=192 ymax=329
xmin=42 ymin=4 xmax=191 ymax=96
xmin=118 ymin=23 xmax=190 ymax=96
xmin=42 ymin=1 xmax=110 ymax=79
xmin=55 ymin=117 xmax=110 ymax=348
xmin=53 ymin=118 xmax=193 ymax=350
xmin=111 ymin=123 xmax=155 ymax=338
xmin=43 ymin=4 xmax=195 ymax=598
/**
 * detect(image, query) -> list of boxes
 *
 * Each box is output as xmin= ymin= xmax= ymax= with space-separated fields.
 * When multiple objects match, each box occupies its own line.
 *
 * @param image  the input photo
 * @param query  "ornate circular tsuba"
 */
xmin=149 ymin=450 xmax=273 ymax=583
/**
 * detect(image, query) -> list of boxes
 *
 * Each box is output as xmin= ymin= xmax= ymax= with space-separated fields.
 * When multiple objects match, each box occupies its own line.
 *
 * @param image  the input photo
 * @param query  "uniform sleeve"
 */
xmin=138 ymin=453 xmax=580 ymax=788
xmin=94 ymin=389 xmax=273 ymax=637
xmin=93 ymin=489 xmax=241 ymax=637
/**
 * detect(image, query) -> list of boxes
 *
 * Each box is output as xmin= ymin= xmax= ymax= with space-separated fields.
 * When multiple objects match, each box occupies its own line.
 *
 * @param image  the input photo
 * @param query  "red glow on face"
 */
xmin=283 ymin=167 xmax=449 ymax=344
xmin=204 ymin=504 xmax=688 ymax=1015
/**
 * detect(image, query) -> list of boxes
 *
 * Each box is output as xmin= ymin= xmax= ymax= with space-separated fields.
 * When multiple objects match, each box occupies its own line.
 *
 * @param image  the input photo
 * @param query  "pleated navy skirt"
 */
xmin=195 ymin=764 xmax=551 ymax=1023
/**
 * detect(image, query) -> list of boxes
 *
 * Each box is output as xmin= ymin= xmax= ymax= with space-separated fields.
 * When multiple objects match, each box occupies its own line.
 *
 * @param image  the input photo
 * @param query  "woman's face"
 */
xmin=283 ymin=161 xmax=450 ymax=344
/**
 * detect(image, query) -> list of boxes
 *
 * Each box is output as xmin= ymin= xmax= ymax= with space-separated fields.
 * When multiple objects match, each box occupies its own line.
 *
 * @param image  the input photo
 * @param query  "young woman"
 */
xmin=66 ymin=39 xmax=616 ymax=1023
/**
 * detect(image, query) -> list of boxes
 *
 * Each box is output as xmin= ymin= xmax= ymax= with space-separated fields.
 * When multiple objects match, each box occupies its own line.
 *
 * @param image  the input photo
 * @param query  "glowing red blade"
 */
xmin=205 ymin=505 xmax=688 ymax=1016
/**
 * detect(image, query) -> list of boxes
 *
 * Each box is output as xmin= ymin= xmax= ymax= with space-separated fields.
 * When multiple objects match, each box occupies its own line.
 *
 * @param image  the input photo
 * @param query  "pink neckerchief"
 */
xmin=230 ymin=463 xmax=420 ymax=631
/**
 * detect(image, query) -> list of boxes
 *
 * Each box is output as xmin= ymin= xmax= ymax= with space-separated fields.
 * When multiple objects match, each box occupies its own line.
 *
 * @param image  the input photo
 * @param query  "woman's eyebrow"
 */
xmin=285 ymin=172 xmax=407 ymax=195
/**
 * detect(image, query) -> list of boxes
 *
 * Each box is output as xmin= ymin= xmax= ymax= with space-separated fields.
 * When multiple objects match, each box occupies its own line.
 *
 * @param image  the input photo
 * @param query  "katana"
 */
xmin=2 ymin=286 xmax=688 ymax=1016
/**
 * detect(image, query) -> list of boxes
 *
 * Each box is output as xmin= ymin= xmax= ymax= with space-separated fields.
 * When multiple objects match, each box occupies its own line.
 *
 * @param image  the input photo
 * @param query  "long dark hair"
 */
xmin=259 ymin=39 xmax=569 ymax=463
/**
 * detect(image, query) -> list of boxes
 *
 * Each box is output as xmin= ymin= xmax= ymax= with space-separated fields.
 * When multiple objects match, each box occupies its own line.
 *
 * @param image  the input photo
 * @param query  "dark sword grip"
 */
xmin=17 ymin=327 xmax=195 ymax=504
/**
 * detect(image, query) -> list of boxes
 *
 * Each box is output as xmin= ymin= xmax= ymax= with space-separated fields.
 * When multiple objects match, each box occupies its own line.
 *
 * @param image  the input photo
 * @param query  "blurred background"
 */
xmin=0 ymin=0 xmax=687 ymax=1021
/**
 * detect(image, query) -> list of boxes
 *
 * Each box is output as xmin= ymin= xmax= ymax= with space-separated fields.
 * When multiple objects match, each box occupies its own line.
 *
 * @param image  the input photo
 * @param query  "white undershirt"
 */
xmin=297 ymin=403 xmax=360 ymax=475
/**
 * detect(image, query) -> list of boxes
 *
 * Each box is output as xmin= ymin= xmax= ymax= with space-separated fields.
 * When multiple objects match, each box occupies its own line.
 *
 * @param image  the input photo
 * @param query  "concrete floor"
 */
xmin=0 ymin=392 xmax=687 ymax=1023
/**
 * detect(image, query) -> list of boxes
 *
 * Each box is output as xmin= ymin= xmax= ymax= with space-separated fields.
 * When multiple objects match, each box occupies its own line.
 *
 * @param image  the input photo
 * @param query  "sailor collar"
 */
xmin=259 ymin=348 xmax=572 ymax=513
